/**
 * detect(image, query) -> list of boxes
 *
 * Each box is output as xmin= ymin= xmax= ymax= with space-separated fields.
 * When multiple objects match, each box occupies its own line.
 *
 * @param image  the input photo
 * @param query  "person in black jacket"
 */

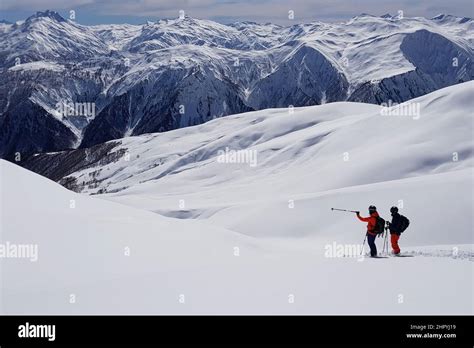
xmin=388 ymin=206 xmax=403 ymax=254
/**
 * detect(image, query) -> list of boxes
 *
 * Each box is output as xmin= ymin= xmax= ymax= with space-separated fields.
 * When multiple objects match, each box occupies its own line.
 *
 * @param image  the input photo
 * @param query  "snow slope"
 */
xmin=1 ymin=160 xmax=472 ymax=314
xmin=2 ymin=83 xmax=473 ymax=314
xmin=55 ymin=82 xmax=473 ymax=205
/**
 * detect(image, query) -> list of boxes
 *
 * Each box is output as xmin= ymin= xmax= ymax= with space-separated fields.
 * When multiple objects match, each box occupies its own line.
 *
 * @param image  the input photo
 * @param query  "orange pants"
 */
xmin=391 ymin=234 xmax=401 ymax=254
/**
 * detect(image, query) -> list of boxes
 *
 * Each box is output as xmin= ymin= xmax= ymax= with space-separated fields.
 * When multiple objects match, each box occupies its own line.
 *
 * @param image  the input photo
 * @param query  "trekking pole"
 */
xmin=384 ymin=222 xmax=390 ymax=254
xmin=331 ymin=208 xmax=359 ymax=213
xmin=382 ymin=230 xmax=386 ymax=254
xmin=360 ymin=234 xmax=367 ymax=256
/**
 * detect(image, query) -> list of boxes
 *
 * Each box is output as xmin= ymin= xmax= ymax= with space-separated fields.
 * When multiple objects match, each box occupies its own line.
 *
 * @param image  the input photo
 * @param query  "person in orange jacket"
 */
xmin=355 ymin=205 xmax=379 ymax=257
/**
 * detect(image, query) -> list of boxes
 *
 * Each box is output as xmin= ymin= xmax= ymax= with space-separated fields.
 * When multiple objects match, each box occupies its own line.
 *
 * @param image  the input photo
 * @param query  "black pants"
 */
xmin=367 ymin=233 xmax=377 ymax=257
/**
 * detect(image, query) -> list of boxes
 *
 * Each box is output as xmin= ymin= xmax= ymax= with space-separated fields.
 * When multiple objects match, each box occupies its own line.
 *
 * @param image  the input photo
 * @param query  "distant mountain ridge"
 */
xmin=20 ymin=81 xmax=474 ymax=197
xmin=0 ymin=10 xmax=472 ymax=159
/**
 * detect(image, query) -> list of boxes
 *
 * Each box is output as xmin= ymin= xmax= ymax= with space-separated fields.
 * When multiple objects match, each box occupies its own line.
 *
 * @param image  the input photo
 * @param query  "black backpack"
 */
xmin=373 ymin=216 xmax=385 ymax=235
xmin=399 ymin=215 xmax=410 ymax=233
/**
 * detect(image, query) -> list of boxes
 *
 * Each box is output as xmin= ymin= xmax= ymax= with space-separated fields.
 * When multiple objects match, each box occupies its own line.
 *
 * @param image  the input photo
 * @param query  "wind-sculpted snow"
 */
xmin=23 ymin=82 xmax=474 ymax=203
xmin=0 ymin=11 xmax=473 ymax=158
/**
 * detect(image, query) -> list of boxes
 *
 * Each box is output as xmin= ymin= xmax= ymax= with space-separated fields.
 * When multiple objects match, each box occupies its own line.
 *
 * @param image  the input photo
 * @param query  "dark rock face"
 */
xmin=80 ymin=67 xmax=253 ymax=148
xmin=0 ymin=63 xmax=110 ymax=159
xmin=247 ymin=46 xmax=349 ymax=109
xmin=20 ymin=140 xmax=125 ymax=191
xmin=0 ymin=99 xmax=77 ymax=161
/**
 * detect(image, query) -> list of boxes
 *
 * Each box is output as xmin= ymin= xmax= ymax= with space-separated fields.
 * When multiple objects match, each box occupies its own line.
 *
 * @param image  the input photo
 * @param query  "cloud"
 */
xmin=1 ymin=0 xmax=473 ymax=24
xmin=1 ymin=0 xmax=94 ymax=11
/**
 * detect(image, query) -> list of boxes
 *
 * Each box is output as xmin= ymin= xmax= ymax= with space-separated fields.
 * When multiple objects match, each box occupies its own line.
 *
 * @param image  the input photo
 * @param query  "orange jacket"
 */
xmin=357 ymin=211 xmax=379 ymax=235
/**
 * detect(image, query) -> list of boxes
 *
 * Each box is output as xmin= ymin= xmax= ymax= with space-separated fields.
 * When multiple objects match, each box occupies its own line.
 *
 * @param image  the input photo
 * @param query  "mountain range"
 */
xmin=21 ymin=81 xmax=474 ymax=198
xmin=0 ymin=10 xmax=473 ymax=159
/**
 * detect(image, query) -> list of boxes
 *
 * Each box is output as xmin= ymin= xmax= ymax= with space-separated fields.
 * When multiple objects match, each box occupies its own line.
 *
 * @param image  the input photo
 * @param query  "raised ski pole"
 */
xmin=331 ymin=208 xmax=359 ymax=213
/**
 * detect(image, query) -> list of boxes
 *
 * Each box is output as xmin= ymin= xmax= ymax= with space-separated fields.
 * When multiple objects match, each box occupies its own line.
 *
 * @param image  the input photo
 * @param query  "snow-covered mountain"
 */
xmin=1 ymin=11 xmax=473 ymax=159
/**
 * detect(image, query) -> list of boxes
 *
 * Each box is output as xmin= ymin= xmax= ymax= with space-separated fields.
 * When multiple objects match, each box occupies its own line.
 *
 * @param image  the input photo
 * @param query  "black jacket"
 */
xmin=389 ymin=213 xmax=403 ymax=235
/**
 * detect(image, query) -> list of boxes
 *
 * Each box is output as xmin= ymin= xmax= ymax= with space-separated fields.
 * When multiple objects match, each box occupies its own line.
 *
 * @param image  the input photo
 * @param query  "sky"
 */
xmin=1 ymin=0 xmax=473 ymax=25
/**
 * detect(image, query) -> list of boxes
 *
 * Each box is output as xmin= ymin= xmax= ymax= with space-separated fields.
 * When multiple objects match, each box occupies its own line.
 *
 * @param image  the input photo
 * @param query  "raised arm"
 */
xmin=356 ymin=212 xmax=370 ymax=222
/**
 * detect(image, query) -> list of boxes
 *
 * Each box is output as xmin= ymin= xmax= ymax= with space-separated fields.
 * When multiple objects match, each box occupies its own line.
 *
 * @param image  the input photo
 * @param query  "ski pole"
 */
xmin=360 ymin=234 xmax=367 ymax=255
xmin=331 ymin=208 xmax=359 ymax=213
